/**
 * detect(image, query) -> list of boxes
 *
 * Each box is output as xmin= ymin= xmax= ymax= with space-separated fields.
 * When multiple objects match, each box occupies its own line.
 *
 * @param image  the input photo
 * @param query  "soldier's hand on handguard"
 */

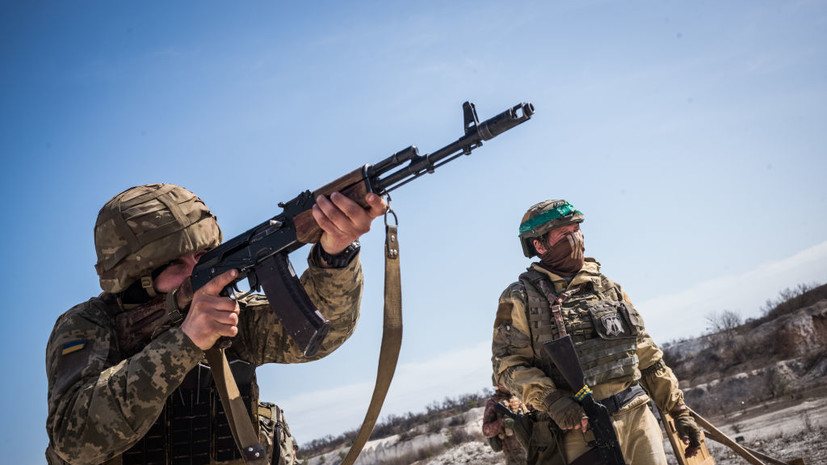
xmin=181 ymin=269 xmax=242 ymax=350
xmin=312 ymin=192 xmax=387 ymax=254
xmin=549 ymin=397 xmax=589 ymax=432
xmin=673 ymin=409 xmax=702 ymax=458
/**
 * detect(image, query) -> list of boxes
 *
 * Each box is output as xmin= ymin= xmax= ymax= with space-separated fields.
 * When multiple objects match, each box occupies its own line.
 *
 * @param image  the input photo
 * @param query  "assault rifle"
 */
xmin=493 ymin=401 xmax=520 ymax=420
xmin=544 ymin=335 xmax=628 ymax=465
xmin=191 ymin=101 xmax=534 ymax=356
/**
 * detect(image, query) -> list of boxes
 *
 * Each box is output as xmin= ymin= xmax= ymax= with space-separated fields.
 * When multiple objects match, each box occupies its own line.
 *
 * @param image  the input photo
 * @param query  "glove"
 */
xmin=549 ymin=397 xmax=588 ymax=431
xmin=673 ymin=410 xmax=702 ymax=458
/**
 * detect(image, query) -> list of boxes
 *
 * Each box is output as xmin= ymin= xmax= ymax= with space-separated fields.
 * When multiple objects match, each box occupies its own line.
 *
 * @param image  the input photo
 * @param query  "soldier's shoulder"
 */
xmin=499 ymin=280 xmax=527 ymax=301
xmin=596 ymin=272 xmax=622 ymax=292
xmin=51 ymin=296 xmax=113 ymax=337
xmin=47 ymin=296 xmax=115 ymax=368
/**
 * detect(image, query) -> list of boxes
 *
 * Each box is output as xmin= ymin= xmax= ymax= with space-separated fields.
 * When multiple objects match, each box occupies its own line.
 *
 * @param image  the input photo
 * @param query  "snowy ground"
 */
xmin=421 ymin=394 xmax=827 ymax=465
xmin=417 ymin=441 xmax=503 ymax=465
xmin=674 ymin=393 xmax=827 ymax=465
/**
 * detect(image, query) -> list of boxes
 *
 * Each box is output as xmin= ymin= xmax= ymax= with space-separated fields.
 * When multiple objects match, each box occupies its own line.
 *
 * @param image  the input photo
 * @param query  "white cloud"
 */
xmin=639 ymin=240 xmax=827 ymax=343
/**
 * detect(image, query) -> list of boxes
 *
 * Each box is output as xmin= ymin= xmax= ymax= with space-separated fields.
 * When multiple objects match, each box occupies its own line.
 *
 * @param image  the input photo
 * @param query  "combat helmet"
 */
xmin=518 ymin=199 xmax=583 ymax=257
xmin=94 ymin=183 xmax=222 ymax=294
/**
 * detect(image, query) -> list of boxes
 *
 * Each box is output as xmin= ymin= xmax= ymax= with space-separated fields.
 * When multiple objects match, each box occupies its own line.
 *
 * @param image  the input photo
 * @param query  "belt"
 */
xmin=597 ymin=383 xmax=646 ymax=415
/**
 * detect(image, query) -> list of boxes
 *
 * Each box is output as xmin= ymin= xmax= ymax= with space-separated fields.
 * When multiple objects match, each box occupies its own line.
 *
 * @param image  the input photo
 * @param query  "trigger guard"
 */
xmin=223 ymin=284 xmax=240 ymax=301
xmin=223 ymin=272 xmax=258 ymax=301
xmin=247 ymin=271 xmax=261 ymax=292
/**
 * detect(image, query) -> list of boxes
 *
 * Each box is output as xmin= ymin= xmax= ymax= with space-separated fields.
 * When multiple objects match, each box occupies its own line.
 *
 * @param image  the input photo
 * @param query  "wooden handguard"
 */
xmin=294 ymin=167 xmax=372 ymax=244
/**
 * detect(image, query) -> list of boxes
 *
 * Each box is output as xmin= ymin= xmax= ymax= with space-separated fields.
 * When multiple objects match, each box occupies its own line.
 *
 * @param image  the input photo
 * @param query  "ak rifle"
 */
xmin=191 ymin=101 xmax=534 ymax=356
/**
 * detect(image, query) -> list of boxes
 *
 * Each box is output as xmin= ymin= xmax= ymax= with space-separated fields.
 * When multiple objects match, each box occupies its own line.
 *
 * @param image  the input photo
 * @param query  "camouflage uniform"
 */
xmin=492 ymin=260 xmax=685 ymax=464
xmin=46 ymin=250 xmax=362 ymax=465
xmin=46 ymin=184 xmax=367 ymax=465
xmin=492 ymin=199 xmax=691 ymax=465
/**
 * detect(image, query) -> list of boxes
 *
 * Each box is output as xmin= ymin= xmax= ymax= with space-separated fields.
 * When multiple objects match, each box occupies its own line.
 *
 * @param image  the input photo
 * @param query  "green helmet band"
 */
xmin=519 ymin=202 xmax=581 ymax=235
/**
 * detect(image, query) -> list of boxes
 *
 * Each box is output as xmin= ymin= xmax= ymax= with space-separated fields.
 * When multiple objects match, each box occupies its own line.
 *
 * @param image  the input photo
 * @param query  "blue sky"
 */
xmin=2 ymin=1 xmax=826 ymax=463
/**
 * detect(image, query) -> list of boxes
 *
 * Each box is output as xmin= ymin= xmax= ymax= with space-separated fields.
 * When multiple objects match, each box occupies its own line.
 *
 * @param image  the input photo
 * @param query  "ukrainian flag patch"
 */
xmin=61 ymin=340 xmax=86 ymax=355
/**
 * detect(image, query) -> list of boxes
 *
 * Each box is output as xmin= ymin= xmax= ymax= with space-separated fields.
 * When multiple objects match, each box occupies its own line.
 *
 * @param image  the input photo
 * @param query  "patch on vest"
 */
xmin=600 ymin=313 xmax=625 ymax=336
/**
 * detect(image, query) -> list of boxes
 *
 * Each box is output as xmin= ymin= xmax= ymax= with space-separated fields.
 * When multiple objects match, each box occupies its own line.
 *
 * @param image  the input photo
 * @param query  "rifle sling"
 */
xmin=205 ymin=347 xmax=269 ymax=465
xmin=206 ymin=218 xmax=403 ymax=465
xmin=340 ymin=219 xmax=403 ymax=465
xmin=534 ymin=278 xmax=581 ymax=340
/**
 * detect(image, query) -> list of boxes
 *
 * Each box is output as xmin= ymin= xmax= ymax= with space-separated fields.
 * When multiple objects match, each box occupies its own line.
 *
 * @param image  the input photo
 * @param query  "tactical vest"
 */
xmin=120 ymin=359 xmax=258 ymax=465
xmin=519 ymin=269 xmax=643 ymax=390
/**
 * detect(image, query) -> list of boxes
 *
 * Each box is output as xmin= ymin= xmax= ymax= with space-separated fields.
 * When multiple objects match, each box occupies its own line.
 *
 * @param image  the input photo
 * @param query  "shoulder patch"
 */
xmin=61 ymin=340 xmax=86 ymax=355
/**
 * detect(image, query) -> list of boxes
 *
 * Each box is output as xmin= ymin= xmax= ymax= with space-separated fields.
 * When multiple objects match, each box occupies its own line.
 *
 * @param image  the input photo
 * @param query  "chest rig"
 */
xmin=120 ymin=358 xmax=258 ymax=465
xmin=519 ymin=269 xmax=643 ymax=390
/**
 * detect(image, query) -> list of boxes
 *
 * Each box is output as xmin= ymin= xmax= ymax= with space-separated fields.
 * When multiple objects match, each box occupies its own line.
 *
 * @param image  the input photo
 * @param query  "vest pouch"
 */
xmin=577 ymin=301 xmax=640 ymax=386
xmin=258 ymin=402 xmax=297 ymax=465
xmin=585 ymin=301 xmax=639 ymax=340
xmin=618 ymin=301 xmax=646 ymax=335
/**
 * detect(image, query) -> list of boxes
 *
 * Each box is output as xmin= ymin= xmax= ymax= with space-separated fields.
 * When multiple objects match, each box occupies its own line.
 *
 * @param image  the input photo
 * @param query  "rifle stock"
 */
xmin=191 ymin=101 xmax=534 ymax=356
xmin=544 ymin=335 xmax=587 ymax=391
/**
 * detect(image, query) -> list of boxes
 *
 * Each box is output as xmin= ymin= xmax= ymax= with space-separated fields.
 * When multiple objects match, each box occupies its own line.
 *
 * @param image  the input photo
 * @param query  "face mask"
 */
xmin=539 ymin=230 xmax=585 ymax=276
xmin=114 ymin=279 xmax=193 ymax=356
xmin=114 ymin=295 xmax=170 ymax=357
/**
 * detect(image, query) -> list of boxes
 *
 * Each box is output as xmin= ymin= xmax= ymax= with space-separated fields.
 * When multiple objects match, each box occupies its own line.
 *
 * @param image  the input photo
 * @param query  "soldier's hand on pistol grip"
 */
xmin=673 ymin=409 xmax=702 ymax=458
xmin=181 ymin=269 xmax=241 ymax=350
xmin=549 ymin=397 xmax=589 ymax=432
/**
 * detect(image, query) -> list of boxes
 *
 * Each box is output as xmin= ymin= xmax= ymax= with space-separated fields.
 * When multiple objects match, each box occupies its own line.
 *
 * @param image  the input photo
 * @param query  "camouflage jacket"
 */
xmin=46 ymin=250 xmax=364 ymax=465
xmin=491 ymin=259 xmax=685 ymax=415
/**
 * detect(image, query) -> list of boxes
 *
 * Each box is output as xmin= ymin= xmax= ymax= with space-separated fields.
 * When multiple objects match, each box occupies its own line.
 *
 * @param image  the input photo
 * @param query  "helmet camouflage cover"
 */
xmin=518 ymin=199 xmax=583 ymax=257
xmin=94 ymin=183 xmax=222 ymax=294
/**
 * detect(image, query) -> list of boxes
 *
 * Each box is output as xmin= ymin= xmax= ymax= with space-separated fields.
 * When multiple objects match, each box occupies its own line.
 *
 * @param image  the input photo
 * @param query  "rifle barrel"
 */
xmin=373 ymin=102 xmax=533 ymax=194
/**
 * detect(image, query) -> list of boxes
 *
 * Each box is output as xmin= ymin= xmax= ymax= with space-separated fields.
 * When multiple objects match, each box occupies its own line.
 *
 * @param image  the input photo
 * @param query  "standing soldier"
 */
xmin=45 ymin=184 xmax=386 ymax=465
xmin=491 ymin=199 xmax=702 ymax=464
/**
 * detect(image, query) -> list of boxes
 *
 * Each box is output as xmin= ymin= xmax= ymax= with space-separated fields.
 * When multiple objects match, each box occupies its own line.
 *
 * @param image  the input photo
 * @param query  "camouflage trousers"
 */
xmin=562 ymin=396 xmax=667 ymax=465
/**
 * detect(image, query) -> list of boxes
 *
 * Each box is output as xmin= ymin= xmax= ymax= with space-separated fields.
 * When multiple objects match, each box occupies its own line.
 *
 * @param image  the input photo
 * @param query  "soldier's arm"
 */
xmin=492 ymin=283 xmax=563 ymax=411
xmin=619 ymin=287 xmax=686 ymax=413
xmin=46 ymin=302 xmax=203 ymax=464
xmin=233 ymin=247 xmax=363 ymax=364
xmin=638 ymin=335 xmax=685 ymax=413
